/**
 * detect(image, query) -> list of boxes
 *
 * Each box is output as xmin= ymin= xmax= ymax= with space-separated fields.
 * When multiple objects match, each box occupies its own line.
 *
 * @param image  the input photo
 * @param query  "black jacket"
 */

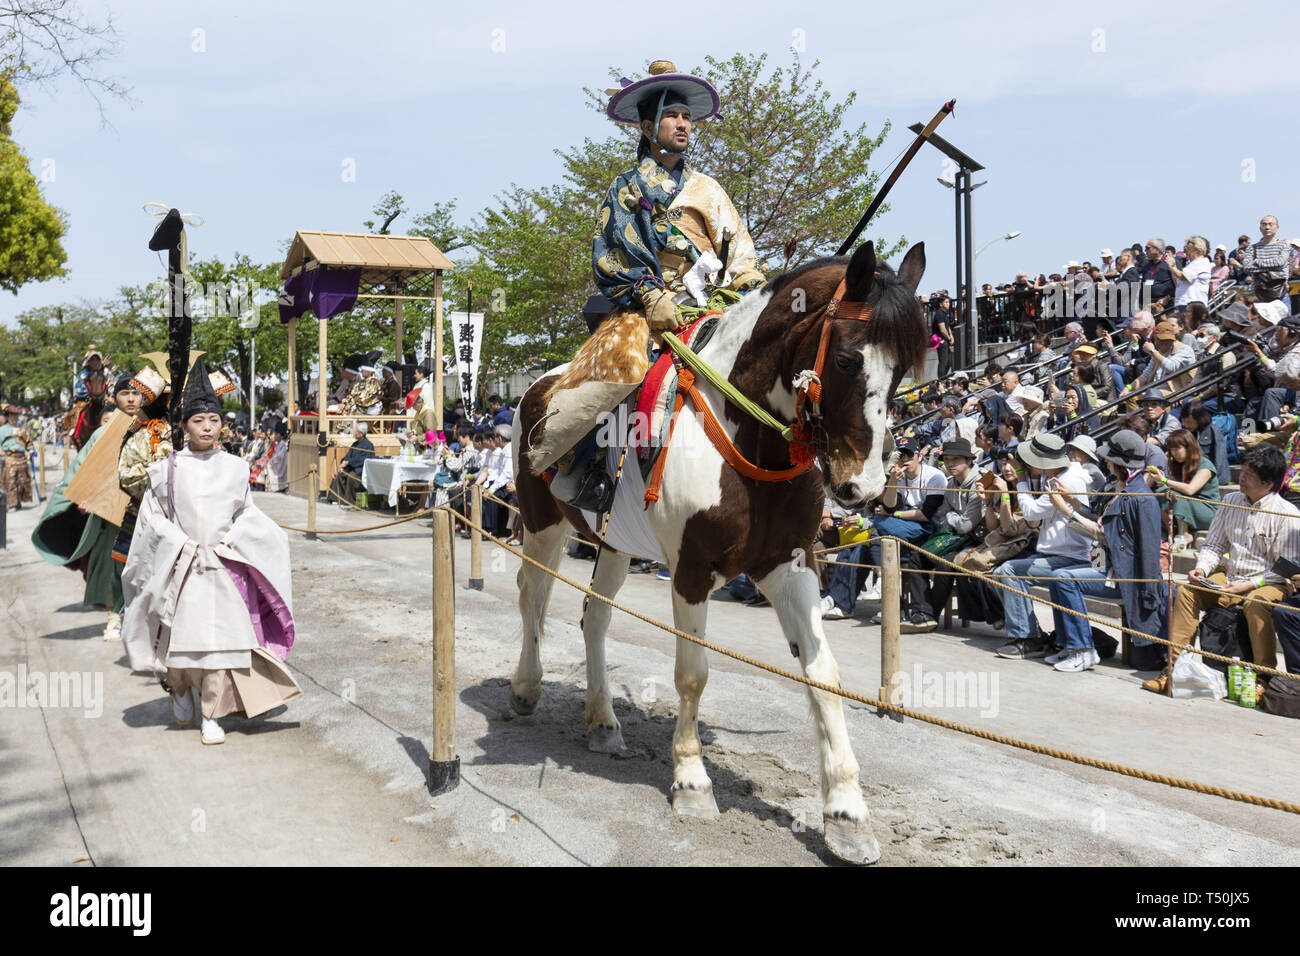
xmin=1143 ymin=260 xmax=1174 ymax=301
xmin=343 ymin=435 xmax=375 ymax=473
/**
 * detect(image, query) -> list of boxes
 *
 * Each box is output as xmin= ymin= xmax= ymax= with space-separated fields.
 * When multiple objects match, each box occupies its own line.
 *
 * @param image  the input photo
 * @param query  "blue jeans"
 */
xmin=1048 ymin=567 xmax=1115 ymax=649
xmin=1108 ymin=364 xmax=1126 ymax=397
xmin=1272 ymin=593 xmax=1300 ymax=674
xmin=994 ymin=552 xmax=1090 ymax=641
xmin=827 ymin=516 xmax=930 ymax=614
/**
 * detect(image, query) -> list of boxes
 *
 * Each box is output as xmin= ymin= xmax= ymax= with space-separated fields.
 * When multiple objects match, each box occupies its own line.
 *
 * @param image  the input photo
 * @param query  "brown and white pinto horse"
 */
xmin=511 ymin=240 xmax=927 ymax=864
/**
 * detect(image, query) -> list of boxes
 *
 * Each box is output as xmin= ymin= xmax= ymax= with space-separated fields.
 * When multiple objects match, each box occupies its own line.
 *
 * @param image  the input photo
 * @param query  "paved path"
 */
xmin=4 ymin=470 xmax=1300 ymax=865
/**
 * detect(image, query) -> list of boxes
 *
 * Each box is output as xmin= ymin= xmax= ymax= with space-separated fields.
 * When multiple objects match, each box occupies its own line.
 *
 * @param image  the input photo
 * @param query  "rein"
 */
xmin=645 ymin=277 xmax=873 ymax=507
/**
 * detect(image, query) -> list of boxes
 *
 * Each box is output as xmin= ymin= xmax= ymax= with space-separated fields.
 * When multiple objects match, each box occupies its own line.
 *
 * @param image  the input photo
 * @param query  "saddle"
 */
xmin=548 ymin=314 xmax=722 ymax=514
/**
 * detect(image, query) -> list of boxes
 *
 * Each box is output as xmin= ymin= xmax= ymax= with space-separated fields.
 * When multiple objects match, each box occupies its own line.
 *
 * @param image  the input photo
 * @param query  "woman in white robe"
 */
xmin=122 ymin=361 xmax=301 ymax=745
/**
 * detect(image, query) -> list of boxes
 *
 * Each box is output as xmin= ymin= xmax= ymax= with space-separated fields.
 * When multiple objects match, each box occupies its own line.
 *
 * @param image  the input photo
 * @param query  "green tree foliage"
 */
xmin=0 ymin=73 xmax=68 ymax=293
xmin=0 ymin=303 xmax=97 ymax=405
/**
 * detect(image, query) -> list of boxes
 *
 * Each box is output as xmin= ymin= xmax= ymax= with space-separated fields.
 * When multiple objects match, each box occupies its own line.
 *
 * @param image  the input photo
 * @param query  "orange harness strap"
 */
xmin=644 ymin=368 xmax=814 ymax=508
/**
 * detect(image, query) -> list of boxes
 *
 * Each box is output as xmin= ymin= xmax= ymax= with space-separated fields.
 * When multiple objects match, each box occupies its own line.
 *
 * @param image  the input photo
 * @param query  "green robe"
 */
xmin=30 ymin=426 xmax=124 ymax=612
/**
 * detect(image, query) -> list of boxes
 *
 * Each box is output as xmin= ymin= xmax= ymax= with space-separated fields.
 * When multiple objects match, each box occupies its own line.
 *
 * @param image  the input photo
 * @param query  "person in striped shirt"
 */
xmin=1154 ymin=444 xmax=1300 ymax=695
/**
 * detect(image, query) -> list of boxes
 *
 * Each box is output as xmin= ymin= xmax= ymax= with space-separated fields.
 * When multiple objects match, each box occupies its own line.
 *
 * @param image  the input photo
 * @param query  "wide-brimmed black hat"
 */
xmin=940 ymin=438 xmax=976 ymax=459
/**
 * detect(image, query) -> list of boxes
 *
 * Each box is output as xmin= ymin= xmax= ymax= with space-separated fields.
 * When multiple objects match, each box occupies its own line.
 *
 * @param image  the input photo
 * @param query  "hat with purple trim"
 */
xmin=605 ymin=59 xmax=720 ymax=127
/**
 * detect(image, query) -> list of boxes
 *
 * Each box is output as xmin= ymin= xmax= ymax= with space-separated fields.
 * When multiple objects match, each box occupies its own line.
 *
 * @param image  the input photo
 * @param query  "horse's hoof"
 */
xmin=824 ymin=816 xmax=881 ymax=865
xmin=587 ymin=724 xmax=625 ymax=753
xmin=671 ymin=785 xmax=720 ymax=819
xmin=509 ymin=691 xmax=538 ymax=716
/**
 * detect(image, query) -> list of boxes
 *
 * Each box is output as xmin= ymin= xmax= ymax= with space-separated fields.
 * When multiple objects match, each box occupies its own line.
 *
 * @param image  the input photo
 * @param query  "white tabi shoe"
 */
xmin=200 ymin=716 xmax=226 ymax=745
xmin=102 ymin=611 xmax=122 ymax=642
xmin=171 ymin=688 xmax=195 ymax=726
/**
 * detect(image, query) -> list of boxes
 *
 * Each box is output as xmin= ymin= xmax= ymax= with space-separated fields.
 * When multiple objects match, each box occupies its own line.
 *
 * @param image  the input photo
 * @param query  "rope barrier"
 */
xmin=448 ymin=509 xmax=1300 ymax=817
xmin=887 ymin=535 xmax=1299 ymax=680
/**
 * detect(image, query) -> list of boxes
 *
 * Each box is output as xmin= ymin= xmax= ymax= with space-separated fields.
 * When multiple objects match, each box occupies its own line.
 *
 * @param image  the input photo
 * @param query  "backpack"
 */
xmin=1260 ymin=674 xmax=1300 ymax=719
xmin=1195 ymin=606 xmax=1252 ymax=673
xmin=1212 ymin=412 xmax=1239 ymax=464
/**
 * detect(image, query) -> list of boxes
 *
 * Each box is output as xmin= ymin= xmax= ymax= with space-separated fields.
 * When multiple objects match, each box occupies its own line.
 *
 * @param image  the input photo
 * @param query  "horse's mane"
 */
xmin=763 ymin=255 xmax=928 ymax=373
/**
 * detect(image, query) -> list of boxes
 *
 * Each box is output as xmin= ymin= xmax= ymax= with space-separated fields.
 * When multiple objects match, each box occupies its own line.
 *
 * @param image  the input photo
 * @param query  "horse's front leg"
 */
xmin=582 ymin=548 xmax=631 ymax=752
xmin=757 ymin=558 xmax=881 ymax=865
xmin=669 ymin=589 xmax=718 ymax=818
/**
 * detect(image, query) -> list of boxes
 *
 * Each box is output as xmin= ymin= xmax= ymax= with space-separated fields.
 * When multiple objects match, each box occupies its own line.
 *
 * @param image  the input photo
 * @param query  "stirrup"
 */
xmin=558 ymin=457 xmax=617 ymax=514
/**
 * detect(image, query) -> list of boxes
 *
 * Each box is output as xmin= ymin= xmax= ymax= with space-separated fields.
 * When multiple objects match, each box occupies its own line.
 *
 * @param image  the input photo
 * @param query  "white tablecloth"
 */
xmin=361 ymin=458 xmax=441 ymax=506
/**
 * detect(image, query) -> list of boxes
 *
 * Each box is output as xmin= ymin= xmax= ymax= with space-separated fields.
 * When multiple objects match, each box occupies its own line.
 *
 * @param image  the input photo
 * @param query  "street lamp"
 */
xmin=976 ymin=231 xmax=1021 ymax=257
xmin=239 ymin=313 xmax=261 ymax=428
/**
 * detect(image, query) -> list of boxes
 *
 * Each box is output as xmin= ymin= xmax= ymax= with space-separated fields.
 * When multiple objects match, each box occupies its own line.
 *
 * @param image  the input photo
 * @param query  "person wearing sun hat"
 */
xmin=525 ymin=59 xmax=766 ymax=478
xmin=1041 ymin=430 xmax=1169 ymax=674
xmin=991 ymin=433 xmax=1094 ymax=661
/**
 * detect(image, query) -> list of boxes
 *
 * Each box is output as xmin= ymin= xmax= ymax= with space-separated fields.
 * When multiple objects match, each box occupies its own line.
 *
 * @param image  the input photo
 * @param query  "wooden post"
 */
xmin=306 ymin=465 xmax=318 ymax=541
xmin=286 ymin=316 xmax=298 ymax=426
xmin=394 ymin=282 xmax=404 ymax=363
xmin=38 ymin=442 xmax=46 ymax=499
xmin=433 ymin=271 xmax=444 ymax=425
xmin=62 ymin=444 xmax=69 ymax=473
xmin=878 ymin=537 xmax=903 ymax=719
xmin=429 ymin=508 xmax=460 ymax=794
xmin=468 ymin=484 xmax=483 ymax=590
xmin=317 ymin=316 xmax=329 ymax=440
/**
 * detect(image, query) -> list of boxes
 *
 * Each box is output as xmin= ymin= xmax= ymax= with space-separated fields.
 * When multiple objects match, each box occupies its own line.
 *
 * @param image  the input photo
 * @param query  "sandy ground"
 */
xmin=4 ymin=452 xmax=1300 ymax=866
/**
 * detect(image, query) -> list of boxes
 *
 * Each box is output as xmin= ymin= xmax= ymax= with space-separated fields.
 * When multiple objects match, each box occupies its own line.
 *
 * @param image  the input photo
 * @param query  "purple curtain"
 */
xmin=278 ymin=267 xmax=361 ymax=323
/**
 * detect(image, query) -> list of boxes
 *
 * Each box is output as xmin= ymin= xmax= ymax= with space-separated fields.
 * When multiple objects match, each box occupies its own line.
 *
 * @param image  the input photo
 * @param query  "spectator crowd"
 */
xmin=798 ymin=214 xmax=1300 ymax=712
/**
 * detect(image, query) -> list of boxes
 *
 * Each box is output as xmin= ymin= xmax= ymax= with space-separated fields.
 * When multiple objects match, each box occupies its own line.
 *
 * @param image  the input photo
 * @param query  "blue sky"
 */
xmin=4 ymin=0 xmax=1297 ymax=326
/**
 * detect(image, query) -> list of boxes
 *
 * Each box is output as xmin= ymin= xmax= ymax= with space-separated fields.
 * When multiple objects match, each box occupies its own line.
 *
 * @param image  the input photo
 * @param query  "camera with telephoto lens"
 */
xmin=1219 ymin=328 xmax=1251 ymax=350
xmin=988 ymin=441 xmax=1010 ymax=462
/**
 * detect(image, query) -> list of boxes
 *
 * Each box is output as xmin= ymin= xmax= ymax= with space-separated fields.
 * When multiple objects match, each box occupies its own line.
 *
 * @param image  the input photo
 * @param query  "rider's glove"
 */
xmin=640 ymin=287 xmax=681 ymax=331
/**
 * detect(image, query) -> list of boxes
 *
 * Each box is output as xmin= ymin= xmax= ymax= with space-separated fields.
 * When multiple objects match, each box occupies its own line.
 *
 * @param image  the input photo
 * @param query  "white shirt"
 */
xmin=479 ymin=442 xmax=514 ymax=491
xmin=1175 ymin=257 xmax=1211 ymax=306
xmin=896 ymin=463 xmax=947 ymax=513
xmin=1014 ymin=462 xmax=1092 ymax=560
xmin=1273 ymin=344 xmax=1300 ymax=384
xmin=1195 ymin=492 xmax=1300 ymax=584
xmin=1005 ymin=386 xmax=1026 ymax=415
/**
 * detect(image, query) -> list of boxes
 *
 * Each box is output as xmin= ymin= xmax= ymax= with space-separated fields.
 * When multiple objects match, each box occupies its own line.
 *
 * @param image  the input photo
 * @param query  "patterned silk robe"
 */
xmin=592 ymin=156 xmax=764 ymax=308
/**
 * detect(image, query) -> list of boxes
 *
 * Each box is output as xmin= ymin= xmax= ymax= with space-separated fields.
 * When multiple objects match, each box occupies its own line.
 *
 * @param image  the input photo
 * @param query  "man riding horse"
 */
xmin=525 ymin=59 xmax=766 ymax=488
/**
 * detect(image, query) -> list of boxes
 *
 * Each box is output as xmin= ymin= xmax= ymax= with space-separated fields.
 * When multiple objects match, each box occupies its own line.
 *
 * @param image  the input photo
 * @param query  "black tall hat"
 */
xmin=148 ymin=208 xmax=185 ymax=252
xmin=180 ymin=358 xmax=222 ymax=420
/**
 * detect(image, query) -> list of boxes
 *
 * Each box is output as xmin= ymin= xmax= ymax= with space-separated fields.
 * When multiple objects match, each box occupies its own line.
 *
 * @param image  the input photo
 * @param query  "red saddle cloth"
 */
xmin=632 ymin=315 xmax=717 ymax=462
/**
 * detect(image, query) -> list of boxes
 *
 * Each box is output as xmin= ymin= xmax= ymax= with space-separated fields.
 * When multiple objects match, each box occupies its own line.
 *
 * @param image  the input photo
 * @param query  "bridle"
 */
xmin=788 ymin=276 xmax=874 ymax=465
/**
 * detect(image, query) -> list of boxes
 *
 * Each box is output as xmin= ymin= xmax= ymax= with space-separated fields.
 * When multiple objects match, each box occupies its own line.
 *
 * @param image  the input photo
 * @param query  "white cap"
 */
xmin=1018 ymin=385 xmax=1045 ymax=406
xmin=1066 ymin=260 xmax=1080 ymax=268
xmin=1099 ymin=248 xmax=1113 ymax=258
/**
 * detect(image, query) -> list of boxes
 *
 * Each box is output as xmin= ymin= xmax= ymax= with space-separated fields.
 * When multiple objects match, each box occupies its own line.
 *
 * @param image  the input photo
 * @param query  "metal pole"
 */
xmin=953 ymin=176 xmax=962 ymax=362
xmin=249 ymin=333 xmax=256 ymax=432
xmin=0 ymin=490 xmax=6 ymax=548
xmin=468 ymin=484 xmax=484 ymax=590
xmin=429 ymin=509 xmax=460 ymax=794
xmin=39 ymin=442 xmax=46 ymax=499
xmin=878 ymin=537 xmax=902 ymax=719
xmin=963 ymin=169 xmax=976 ymax=368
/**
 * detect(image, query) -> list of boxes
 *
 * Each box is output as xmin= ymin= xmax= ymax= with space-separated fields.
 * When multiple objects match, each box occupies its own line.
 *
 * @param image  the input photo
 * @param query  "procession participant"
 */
xmin=122 ymin=360 xmax=301 ymax=745
xmin=380 ymin=364 xmax=403 ymax=414
xmin=1 ymin=405 xmax=34 ymax=510
xmin=30 ymin=374 xmax=149 ymax=640
xmin=69 ymin=350 xmax=109 ymax=450
xmin=526 ymin=58 xmax=766 ymax=480
xmin=335 ymin=364 xmax=383 ymax=418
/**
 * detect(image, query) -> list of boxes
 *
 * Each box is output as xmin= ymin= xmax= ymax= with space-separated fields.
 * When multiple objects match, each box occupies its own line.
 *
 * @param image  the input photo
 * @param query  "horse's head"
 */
xmin=789 ymin=241 xmax=928 ymax=508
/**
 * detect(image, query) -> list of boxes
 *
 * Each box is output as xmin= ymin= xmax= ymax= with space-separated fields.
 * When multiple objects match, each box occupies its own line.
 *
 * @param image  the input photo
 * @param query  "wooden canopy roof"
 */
xmin=279 ymin=230 xmax=455 ymax=284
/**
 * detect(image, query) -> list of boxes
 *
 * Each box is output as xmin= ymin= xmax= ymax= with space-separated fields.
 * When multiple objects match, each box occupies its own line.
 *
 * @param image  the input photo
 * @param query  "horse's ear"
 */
xmin=843 ymin=240 xmax=876 ymax=302
xmin=898 ymin=242 xmax=926 ymax=293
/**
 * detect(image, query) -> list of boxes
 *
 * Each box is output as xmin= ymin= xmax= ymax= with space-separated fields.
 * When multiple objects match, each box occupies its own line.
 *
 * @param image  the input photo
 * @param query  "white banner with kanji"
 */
xmin=448 ymin=311 xmax=485 ymax=412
